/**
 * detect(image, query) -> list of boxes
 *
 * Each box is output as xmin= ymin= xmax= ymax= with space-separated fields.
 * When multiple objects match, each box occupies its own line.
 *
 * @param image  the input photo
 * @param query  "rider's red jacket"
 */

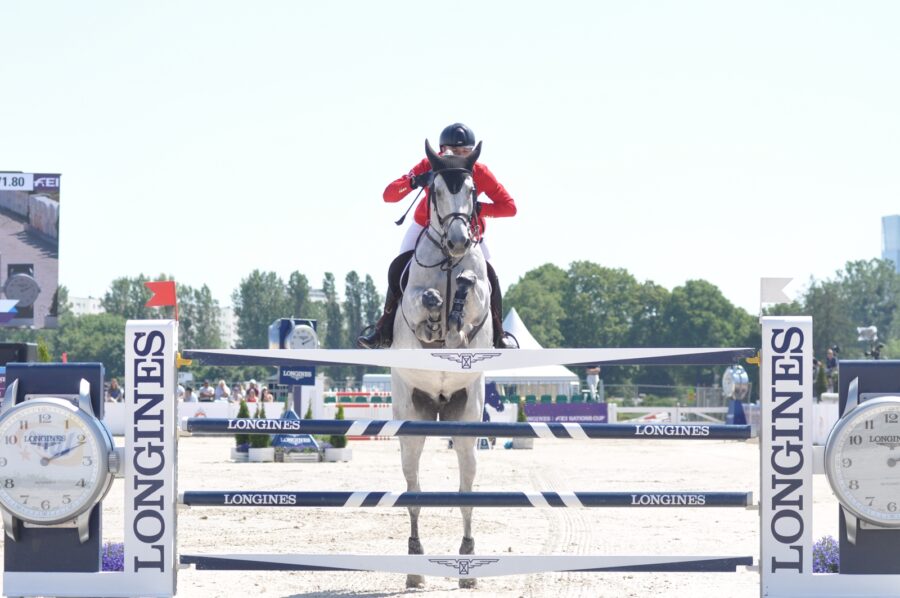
xmin=383 ymin=158 xmax=517 ymax=234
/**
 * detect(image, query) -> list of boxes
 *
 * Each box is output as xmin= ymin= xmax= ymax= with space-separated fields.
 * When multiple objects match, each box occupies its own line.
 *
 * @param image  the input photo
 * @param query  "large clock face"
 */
xmin=0 ymin=399 xmax=109 ymax=524
xmin=287 ymin=325 xmax=318 ymax=349
xmin=825 ymin=396 xmax=900 ymax=526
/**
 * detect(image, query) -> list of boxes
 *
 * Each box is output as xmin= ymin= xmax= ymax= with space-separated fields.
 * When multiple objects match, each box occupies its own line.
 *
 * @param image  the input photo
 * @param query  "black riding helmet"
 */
xmin=439 ymin=123 xmax=476 ymax=147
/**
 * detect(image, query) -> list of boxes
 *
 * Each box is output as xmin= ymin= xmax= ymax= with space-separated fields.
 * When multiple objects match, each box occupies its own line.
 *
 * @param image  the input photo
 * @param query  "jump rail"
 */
xmin=180 ymin=490 xmax=754 ymax=508
xmin=179 ymin=554 xmax=755 ymax=575
xmin=184 ymin=418 xmax=752 ymax=440
xmin=182 ymin=346 xmax=756 ymax=371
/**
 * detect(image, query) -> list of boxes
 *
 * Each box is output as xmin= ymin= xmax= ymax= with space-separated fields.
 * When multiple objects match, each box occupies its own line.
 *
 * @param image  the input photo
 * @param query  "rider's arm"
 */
xmin=473 ymin=164 xmax=517 ymax=218
xmin=383 ymin=158 xmax=431 ymax=203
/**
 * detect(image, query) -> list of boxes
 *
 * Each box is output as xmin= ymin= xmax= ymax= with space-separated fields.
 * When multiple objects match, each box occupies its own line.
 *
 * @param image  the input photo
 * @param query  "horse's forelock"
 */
xmin=436 ymin=169 xmax=470 ymax=195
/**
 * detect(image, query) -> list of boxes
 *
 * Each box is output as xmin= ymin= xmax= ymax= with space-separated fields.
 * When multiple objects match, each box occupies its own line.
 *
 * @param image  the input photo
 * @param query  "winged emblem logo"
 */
xmin=431 ymin=352 xmax=502 ymax=370
xmin=428 ymin=558 xmax=500 ymax=575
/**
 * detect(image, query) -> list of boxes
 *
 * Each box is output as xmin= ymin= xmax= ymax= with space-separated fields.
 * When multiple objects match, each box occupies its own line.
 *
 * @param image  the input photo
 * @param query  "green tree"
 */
xmin=322 ymin=273 xmax=347 ymax=383
xmin=287 ymin=271 xmax=311 ymax=318
xmin=504 ymin=263 xmax=567 ymax=347
xmin=837 ymin=259 xmax=900 ymax=350
xmin=343 ymin=271 xmax=365 ymax=385
xmin=362 ymin=274 xmax=382 ymax=328
xmin=232 ymin=270 xmax=290 ymax=349
xmin=55 ymin=313 xmax=127 ymax=378
xmin=102 ymin=274 xmax=173 ymax=320
xmin=661 ymin=280 xmax=757 ymax=386
xmin=178 ymin=283 xmax=223 ymax=350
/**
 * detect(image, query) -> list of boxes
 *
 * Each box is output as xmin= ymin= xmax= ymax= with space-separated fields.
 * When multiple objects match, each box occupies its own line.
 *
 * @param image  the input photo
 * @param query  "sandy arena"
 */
xmin=2 ymin=434 xmax=842 ymax=598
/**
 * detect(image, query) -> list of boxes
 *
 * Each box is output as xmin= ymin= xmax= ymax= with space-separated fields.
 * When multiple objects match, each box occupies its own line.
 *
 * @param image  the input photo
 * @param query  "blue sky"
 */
xmin=2 ymin=1 xmax=899 ymax=315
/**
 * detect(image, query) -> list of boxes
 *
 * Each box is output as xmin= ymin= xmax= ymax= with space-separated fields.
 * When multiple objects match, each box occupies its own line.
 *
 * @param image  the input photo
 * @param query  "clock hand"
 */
xmin=40 ymin=441 xmax=86 ymax=466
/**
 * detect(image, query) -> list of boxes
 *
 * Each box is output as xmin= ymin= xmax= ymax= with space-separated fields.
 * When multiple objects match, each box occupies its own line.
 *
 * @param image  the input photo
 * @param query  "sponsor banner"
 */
xmin=124 ymin=320 xmax=177 ymax=595
xmin=279 ymin=365 xmax=315 ymax=386
xmin=524 ymin=402 xmax=608 ymax=423
xmin=760 ymin=316 xmax=813 ymax=589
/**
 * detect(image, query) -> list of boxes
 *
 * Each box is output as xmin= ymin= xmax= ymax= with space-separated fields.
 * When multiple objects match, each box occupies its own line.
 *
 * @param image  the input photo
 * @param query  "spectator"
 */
xmin=214 ymin=380 xmax=230 ymax=401
xmin=263 ymin=391 xmax=275 ymax=403
xmin=585 ymin=367 xmax=601 ymax=401
xmin=825 ymin=347 xmax=839 ymax=393
xmin=231 ymin=383 xmax=245 ymax=403
xmin=177 ymin=383 xmax=185 ymax=401
xmin=245 ymin=387 xmax=259 ymax=402
xmin=198 ymin=381 xmax=215 ymax=402
xmin=106 ymin=378 xmax=123 ymax=402
xmin=183 ymin=386 xmax=198 ymax=402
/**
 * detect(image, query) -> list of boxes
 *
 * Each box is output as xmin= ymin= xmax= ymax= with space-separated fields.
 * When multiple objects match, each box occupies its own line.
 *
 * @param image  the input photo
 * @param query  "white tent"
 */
xmin=485 ymin=308 xmax=581 ymax=397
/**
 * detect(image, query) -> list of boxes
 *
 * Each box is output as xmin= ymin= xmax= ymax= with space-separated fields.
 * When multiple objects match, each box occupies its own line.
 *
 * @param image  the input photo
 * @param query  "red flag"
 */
xmin=145 ymin=281 xmax=177 ymax=308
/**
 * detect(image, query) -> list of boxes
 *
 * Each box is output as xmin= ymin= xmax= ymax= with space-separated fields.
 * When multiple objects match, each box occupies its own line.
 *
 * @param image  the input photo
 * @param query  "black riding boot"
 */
xmin=486 ymin=262 xmax=518 ymax=349
xmin=357 ymin=251 xmax=413 ymax=349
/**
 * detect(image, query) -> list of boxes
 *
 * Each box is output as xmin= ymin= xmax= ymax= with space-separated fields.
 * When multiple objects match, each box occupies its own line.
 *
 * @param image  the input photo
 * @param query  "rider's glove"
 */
xmin=410 ymin=171 xmax=434 ymax=189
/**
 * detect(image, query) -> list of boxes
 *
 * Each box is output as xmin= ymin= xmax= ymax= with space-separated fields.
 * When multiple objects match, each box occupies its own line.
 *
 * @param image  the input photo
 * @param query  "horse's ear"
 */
xmin=425 ymin=139 xmax=441 ymax=169
xmin=465 ymin=141 xmax=482 ymax=170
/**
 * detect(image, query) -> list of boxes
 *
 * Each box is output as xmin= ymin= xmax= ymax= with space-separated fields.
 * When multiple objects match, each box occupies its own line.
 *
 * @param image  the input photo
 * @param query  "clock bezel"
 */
xmin=825 ymin=394 xmax=900 ymax=527
xmin=0 ymin=397 xmax=116 ymax=525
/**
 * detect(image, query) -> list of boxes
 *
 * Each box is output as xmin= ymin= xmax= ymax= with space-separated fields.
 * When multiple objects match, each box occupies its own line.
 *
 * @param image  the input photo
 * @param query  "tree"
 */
xmin=504 ymin=264 xmax=567 ymax=347
xmin=178 ymin=284 xmax=223 ymax=350
xmin=232 ymin=270 xmax=290 ymax=349
xmin=321 ymin=273 xmax=347 ymax=383
xmin=287 ymin=271 xmax=311 ymax=318
xmin=102 ymin=274 xmax=172 ymax=320
xmin=343 ymin=271 xmax=366 ymax=385
xmin=661 ymin=280 xmax=757 ymax=386
xmin=55 ymin=313 xmax=127 ymax=378
xmin=837 ymin=259 xmax=900 ymax=351
xmin=362 ymin=274 xmax=382 ymax=329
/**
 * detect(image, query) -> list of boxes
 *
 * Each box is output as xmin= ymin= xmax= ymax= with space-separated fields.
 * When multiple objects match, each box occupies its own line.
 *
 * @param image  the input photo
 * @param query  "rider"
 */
xmin=357 ymin=122 xmax=518 ymax=350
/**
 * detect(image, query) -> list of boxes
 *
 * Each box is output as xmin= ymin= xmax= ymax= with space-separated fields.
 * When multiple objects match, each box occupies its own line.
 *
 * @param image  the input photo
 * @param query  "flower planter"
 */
xmin=324 ymin=447 xmax=353 ymax=462
xmin=230 ymin=447 xmax=249 ymax=462
xmin=248 ymin=447 xmax=275 ymax=462
xmin=512 ymin=438 xmax=534 ymax=450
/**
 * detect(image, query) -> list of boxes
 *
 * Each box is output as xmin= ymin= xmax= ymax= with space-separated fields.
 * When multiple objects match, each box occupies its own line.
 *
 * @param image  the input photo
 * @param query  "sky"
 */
xmin=2 ymin=1 xmax=899 ymax=315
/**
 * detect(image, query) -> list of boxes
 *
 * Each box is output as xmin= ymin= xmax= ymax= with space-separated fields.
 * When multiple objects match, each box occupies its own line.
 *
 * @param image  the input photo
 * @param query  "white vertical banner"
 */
xmin=760 ymin=316 xmax=813 ymax=596
xmin=125 ymin=320 xmax=178 ymax=596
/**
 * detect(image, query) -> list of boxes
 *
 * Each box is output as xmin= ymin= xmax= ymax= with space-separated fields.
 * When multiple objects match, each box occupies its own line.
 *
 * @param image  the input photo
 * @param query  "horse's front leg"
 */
xmin=446 ymin=270 xmax=475 ymax=348
xmin=411 ymin=288 xmax=444 ymax=344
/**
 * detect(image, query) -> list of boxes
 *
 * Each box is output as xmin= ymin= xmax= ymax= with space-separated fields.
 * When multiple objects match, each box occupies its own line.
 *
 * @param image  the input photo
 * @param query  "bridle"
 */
xmin=415 ymin=167 xmax=481 ymax=271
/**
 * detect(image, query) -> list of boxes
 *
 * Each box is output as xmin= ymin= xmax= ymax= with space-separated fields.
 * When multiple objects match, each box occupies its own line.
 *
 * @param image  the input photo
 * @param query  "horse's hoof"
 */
xmin=408 ymin=536 xmax=424 ymax=555
xmin=459 ymin=577 xmax=477 ymax=589
xmin=406 ymin=574 xmax=426 ymax=588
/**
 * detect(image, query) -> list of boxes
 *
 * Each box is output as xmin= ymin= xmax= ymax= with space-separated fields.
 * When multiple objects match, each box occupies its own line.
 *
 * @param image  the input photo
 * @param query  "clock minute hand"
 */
xmin=40 ymin=441 xmax=86 ymax=466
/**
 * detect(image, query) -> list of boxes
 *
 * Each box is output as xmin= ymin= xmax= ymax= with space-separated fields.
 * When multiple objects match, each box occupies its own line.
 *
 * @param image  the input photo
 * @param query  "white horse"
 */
xmin=391 ymin=140 xmax=493 ymax=589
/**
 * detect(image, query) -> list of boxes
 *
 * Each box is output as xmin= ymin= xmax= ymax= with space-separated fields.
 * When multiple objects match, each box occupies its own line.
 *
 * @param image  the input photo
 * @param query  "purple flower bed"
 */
xmin=812 ymin=535 xmax=839 ymax=573
xmin=102 ymin=541 xmax=125 ymax=572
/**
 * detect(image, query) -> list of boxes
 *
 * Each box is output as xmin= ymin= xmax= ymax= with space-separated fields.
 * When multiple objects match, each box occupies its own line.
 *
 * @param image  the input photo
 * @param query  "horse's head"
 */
xmin=424 ymin=140 xmax=482 ymax=259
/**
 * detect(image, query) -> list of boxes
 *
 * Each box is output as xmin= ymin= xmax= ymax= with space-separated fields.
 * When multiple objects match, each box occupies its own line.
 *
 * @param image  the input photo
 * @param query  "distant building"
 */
xmin=219 ymin=305 xmax=237 ymax=348
xmin=883 ymin=215 xmax=900 ymax=273
xmin=69 ymin=296 xmax=104 ymax=316
xmin=309 ymin=288 xmax=326 ymax=303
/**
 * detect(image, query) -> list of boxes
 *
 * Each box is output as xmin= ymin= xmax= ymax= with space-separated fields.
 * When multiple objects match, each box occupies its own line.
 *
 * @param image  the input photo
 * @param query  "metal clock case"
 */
xmin=0 ymin=379 xmax=119 ymax=543
xmin=825 ymin=383 xmax=900 ymax=544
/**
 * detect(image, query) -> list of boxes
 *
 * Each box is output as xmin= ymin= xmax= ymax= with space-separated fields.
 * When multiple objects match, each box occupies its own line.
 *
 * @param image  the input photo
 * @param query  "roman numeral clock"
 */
xmin=825 ymin=361 xmax=900 ymax=573
xmin=0 ymin=363 xmax=119 ymax=573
